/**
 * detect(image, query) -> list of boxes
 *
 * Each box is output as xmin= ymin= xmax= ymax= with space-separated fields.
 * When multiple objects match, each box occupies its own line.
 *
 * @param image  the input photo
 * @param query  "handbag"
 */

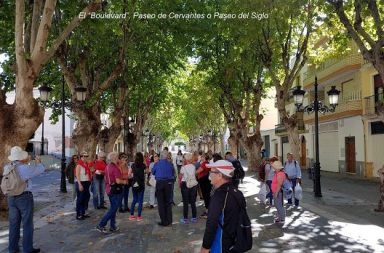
xmin=107 ymin=165 xmax=122 ymax=194
xmin=110 ymin=183 xmax=123 ymax=194
xmin=294 ymin=183 xmax=303 ymax=200
xmin=149 ymin=175 xmax=156 ymax=187
xmin=259 ymin=182 xmax=267 ymax=203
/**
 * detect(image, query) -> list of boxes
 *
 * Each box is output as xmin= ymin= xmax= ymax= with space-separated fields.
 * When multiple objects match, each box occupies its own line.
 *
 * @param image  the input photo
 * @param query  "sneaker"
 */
xmin=109 ymin=226 xmax=120 ymax=232
xmin=199 ymin=213 xmax=208 ymax=219
xmin=119 ymin=208 xmax=126 ymax=213
xmin=149 ymin=205 xmax=154 ymax=209
xmin=137 ymin=216 xmax=143 ymax=222
xmin=180 ymin=218 xmax=189 ymax=224
xmin=190 ymin=217 xmax=198 ymax=223
xmin=129 ymin=215 xmax=137 ymax=221
xmin=99 ymin=205 xmax=108 ymax=209
xmin=274 ymin=218 xmax=285 ymax=224
xmin=76 ymin=215 xmax=85 ymax=220
xmin=96 ymin=225 xmax=108 ymax=233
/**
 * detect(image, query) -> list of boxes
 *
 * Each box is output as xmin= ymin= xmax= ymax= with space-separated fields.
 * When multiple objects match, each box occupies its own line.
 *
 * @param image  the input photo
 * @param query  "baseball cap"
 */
xmin=207 ymin=160 xmax=235 ymax=177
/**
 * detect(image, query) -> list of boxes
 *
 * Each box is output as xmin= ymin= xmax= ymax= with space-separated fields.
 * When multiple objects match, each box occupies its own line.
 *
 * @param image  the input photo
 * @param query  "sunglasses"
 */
xmin=81 ymin=155 xmax=89 ymax=158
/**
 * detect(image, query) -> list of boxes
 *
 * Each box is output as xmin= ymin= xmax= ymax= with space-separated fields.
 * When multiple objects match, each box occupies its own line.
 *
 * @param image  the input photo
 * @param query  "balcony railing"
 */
xmin=275 ymin=123 xmax=305 ymax=135
xmin=364 ymin=92 xmax=384 ymax=116
xmin=304 ymin=53 xmax=364 ymax=85
xmin=302 ymin=99 xmax=363 ymax=122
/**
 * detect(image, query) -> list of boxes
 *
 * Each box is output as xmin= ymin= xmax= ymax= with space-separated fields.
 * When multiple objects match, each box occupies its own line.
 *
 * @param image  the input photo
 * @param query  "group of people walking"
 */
xmin=3 ymin=143 xmax=303 ymax=253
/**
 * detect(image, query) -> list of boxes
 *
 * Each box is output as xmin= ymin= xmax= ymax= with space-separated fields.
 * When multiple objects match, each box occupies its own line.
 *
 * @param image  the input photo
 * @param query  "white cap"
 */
xmin=8 ymin=146 xmax=28 ymax=161
xmin=207 ymin=160 xmax=234 ymax=177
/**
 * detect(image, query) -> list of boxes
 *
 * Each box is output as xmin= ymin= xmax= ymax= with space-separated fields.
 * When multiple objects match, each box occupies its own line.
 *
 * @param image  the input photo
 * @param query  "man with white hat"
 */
xmin=200 ymin=160 xmax=248 ymax=253
xmin=4 ymin=146 xmax=45 ymax=253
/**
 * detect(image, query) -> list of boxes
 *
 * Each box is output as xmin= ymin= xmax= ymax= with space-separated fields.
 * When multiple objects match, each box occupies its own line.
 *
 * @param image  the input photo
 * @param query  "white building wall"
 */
xmin=366 ymin=121 xmax=384 ymax=173
xmin=260 ymin=129 xmax=276 ymax=158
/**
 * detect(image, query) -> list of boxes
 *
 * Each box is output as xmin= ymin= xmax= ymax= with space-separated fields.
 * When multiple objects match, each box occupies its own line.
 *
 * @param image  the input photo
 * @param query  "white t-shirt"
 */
xmin=176 ymin=155 xmax=183 ymax=166
xmin=180 ymin=164 xmax=196 ymax=182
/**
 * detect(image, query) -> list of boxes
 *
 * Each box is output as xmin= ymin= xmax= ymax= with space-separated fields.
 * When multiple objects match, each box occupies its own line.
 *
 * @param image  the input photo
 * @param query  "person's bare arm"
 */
xmin=75 ymin=165 xmax=83 ymax=191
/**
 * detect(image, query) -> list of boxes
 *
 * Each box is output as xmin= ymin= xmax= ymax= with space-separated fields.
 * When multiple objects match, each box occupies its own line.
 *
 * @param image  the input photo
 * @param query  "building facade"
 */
xmin=269 ymin=42 xmax=384 ymax=178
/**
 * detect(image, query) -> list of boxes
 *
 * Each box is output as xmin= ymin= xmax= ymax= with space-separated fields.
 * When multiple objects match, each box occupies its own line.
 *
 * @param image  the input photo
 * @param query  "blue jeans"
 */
xmin=130 ymin=189 xmax=144 ymax=217
xmin=287 ymin=178 xmax=300 ymax=206
xmin=121 ymin=185 xmax=130 ymax=209
xmin=8 ymin=192 xmax=34 ymax=253
xmin=266 ymin=180 xmax=273 ymax=204
xmin=92 ymin=176 xmax=105 ymax=209
xmin=76 ymin=181 xmax=91 ymax=217
xmin=99 ymin=193 xmax=123 ymax=229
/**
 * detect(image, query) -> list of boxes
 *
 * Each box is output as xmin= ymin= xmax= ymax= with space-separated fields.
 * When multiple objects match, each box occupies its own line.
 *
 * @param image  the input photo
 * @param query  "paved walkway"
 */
xmin=1 ymin=163 xmax=384 ymax=253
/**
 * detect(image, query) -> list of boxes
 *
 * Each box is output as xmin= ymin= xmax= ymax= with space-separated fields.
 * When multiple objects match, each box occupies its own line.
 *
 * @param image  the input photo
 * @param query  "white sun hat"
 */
xmin=206 ymin=160 xmax=235 ymax=177
xmin=8 ymin=146 xmax=28 ymax=161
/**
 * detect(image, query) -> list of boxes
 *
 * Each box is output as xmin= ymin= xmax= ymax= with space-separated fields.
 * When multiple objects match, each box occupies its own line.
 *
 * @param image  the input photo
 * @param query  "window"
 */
xmin=371 ymin=121 xmax=384 ymax=135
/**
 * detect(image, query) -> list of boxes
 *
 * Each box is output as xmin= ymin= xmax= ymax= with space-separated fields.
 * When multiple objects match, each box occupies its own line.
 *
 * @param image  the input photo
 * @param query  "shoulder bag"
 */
xmin=108 ymin=165 xmax=122 ymax=194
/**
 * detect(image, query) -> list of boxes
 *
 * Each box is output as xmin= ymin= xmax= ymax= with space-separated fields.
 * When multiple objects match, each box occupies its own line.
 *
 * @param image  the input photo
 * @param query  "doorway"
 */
xmin=345 ymin=136 xmax=356 ymax=173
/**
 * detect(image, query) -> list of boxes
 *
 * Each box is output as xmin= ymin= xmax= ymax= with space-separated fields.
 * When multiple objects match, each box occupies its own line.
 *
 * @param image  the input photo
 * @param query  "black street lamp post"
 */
xmin=293 ymin=77 xmax=340 ymax=197
xmin=60 ymin=75 xmax=67 ymax=193
xmin=39 ymin=77 xmax=87 ymax=193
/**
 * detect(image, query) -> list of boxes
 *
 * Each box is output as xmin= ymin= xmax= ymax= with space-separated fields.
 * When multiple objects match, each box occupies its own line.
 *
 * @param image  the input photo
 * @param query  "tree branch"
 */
xmin=327 ymin=0 xmax=371 ymax=58
xmin=366 ymin=0 xmax=384 ymax=38
xmin=79 ymin=53 xmax=89 ymax=87
xmin=56 ymin=49 xmax=77 ymax=92
xmin=40 ymin=0 xmax=103 ymax=66
xmin=353 ymin=0 xmax=376 ymax=47
xmin=31 ymin=0 xmax=57 ymax=63
xmin=97 ymin=48 xmax=126 ymax=93
xmin=15 ymin=0 xmax=26 ymax=74
xmin=30 ymin=0 xmax=43 ymax=53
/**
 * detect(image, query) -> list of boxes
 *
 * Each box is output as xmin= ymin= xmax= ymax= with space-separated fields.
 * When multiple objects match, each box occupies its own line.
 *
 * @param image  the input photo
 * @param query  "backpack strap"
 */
xmin=218 ymin=186 xmax=229 ymax=229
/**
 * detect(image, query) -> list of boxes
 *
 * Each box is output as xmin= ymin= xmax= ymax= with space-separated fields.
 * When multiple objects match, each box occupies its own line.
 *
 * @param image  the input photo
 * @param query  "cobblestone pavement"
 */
xmin=1 ymin=166 xmax=384 ymax=253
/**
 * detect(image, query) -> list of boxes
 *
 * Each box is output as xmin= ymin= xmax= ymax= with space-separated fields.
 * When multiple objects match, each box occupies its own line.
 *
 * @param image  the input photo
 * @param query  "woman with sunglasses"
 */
xmin=75 ymin=151 xmax=92 ymax=220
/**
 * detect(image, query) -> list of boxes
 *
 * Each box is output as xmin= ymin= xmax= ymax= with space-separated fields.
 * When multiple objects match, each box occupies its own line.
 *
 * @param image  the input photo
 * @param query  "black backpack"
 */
xmin=258 ymin=161 xmax=266 ymax=181
xmin=220 ymin=188 xmax=253 ymax=252
xmin=231 ymin=160 xmax=245 ymax=180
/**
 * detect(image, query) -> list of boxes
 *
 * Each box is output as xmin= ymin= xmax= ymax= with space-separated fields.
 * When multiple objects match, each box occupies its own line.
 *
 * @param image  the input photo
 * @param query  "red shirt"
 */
xmin=272 ymin=171 xmax=286 ymax=193
xmin=94 ymin=160 xmax=106 ymax=174
xmin=105 ymin=163 xmax=122 ymax=195
xmin=197 ymin=161 xmax=210 ymax=179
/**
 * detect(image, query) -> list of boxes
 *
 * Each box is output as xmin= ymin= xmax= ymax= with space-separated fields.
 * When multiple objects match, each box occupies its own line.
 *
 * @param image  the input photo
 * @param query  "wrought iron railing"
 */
xmin=275 ymin=123 xmax=305 ymax=135
xmin=364 ymin=92 xmax=384 ymax=116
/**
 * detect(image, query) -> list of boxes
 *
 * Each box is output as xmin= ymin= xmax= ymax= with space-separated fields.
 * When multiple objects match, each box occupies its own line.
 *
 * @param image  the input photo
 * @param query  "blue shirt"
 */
xmin=152 ymin=159 xmax=174 ymax=180
xmin=284 ymin=160 xmax=302 ymax=179
xmin=11 ymin=161 xmax=46 ymax=191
